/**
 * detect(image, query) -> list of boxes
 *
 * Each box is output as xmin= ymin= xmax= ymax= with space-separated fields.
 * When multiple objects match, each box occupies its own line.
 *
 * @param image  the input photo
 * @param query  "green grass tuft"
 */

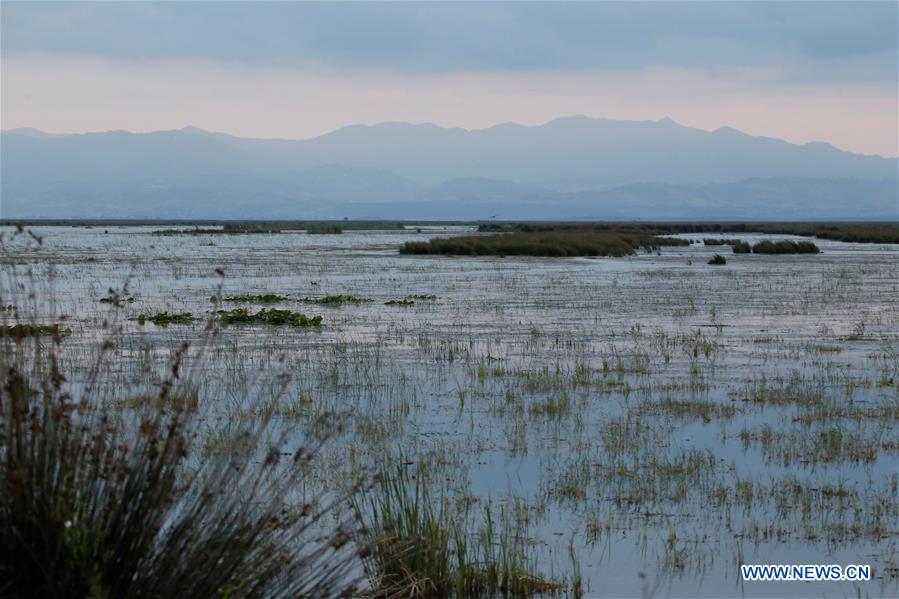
xmin=218 ymin=308 xmax=322 ymax=327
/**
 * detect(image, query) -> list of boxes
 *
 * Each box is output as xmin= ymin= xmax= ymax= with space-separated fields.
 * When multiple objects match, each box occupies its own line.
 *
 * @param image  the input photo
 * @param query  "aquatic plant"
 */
xmin=729 ymin=240 xmax=751 ymax=253
xmin=0 ymin=323 xmax=71 ymax=338
xmin=358 ymin=465 xmax=561 ymax=597
xmin=385 ymin=298 xmax=416 ymax=306
xmin=302 ymin=295 xmax=373 ymax=305
xmin=218 ymin=307 xmax=322 ymax=327
xmin=135 ymin=312 xmax=196 ymax=326
xmin=99 ymin=296 xmax=135 ymax=304
xmin=222 ymin=293 xmax=289 ymax=303
xmin=0 ymin=311 xmax=365 ymax=599
xmin=385 ymin=295 xmax=437 ymax=306
xmin=703 ymin=239 xmax=750 ymax=254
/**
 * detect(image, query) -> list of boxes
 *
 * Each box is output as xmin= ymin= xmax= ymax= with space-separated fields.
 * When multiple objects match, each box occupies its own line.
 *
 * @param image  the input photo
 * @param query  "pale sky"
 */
xmin=2 ymin=2 xmax=897 ymax=157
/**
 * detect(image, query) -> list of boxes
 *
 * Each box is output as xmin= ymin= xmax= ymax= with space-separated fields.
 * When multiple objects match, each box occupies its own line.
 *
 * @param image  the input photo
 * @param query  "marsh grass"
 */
xmin=99 ymin=296 xmax=134 ymax=304
xmin=306 ymin=224 xmax=344 ymax=234
xmin=302 ymin=294 xmax=374 ymax=305
xmin=359 ymin=465 xmax=562 ymax=598
xmin=222 ymin=293 xmax=289 ymax=303
xmin=0 ymin=297 xmax=366 ymax=598
xmin=0 ymin=323 xmax=72 ymax=338
xmin=218 ymin=307 xmax=323 ymax=327
xmin=400 ymin=231 xmax=689 ymax=258
xmin=385 ymin=298 xmax=415 ymax=306
xmin=702 ymin=239 xmax=750 ymax=253
xmin=480 ymin=221 xmax=899 ymax=244
xmin=385 ymin=295 xmax=437 ymax=306
xmin=751 ymin=240 xmax=820 ymax=254
xmin=135 ymin=311 xmax=196 ymax=326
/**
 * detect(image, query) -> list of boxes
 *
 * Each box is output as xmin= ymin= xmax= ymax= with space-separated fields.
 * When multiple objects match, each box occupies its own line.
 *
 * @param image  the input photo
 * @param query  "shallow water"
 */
xmin=3 ymin=226 xmax=898 ymax=597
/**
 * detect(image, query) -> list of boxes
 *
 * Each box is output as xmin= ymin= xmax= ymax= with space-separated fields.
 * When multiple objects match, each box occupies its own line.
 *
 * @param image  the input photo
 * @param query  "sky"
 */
xmin=2 ymin=1 xmax=897 ymax=157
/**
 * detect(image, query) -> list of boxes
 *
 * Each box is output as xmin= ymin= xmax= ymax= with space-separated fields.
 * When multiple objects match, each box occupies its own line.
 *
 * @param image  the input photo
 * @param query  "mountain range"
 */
xmin=1 ymin=116 xmax=896 ymax=220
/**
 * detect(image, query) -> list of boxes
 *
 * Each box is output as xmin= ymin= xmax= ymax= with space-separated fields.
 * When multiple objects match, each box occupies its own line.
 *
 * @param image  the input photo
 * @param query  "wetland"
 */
xmin=2 ymin=223 xmax=897 ymax=598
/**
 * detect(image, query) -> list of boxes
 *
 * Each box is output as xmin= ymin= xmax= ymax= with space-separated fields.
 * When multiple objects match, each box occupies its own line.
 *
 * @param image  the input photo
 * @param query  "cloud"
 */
xmin=1 ymin=2 xmax=896 ymax=84
xmin=3 ymin=53 xmax=896 ymax=157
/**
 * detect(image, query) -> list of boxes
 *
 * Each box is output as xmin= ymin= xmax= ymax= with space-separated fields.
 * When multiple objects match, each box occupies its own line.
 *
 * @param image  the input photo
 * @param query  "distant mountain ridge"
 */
xmin=1 ymin=116 xmax=897 ymax=219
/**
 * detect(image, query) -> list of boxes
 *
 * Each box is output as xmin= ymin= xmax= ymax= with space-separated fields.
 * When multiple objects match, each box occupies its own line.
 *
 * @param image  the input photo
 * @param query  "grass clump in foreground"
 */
xmin=707 ymin=254 xmax=727 ymax=265
xmin=218 ymin=307 xmax=322 ymax=327
xmin=400 ymin=230 xmax=689 ymax=258
xmin=302 ymin=294 xmax=373 ymax=306
xmin=135 ymin=312 xmax=196 ymax=326
xmin=359 ymin=466 xmax=563 ymax=598
xmin=751 ymin=240 xmax=820 ymax=254
xmin=0 ymin=326 xmax=364 ymax=597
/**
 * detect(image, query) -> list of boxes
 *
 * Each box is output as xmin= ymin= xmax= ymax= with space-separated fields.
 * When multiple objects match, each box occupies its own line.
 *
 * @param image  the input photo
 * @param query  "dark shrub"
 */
xmin=400 ymin=230 xmax=689 ymax=258
xmin=751 ymin=240 xmax=820 ymax=254
xmin=729 ymin=240 xmax=751 ymax=254
xmin=708 ymin=254 xmax=727 ymax=265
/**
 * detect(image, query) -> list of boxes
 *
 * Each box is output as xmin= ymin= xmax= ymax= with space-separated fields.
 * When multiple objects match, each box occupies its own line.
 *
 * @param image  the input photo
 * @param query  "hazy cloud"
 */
xmin=3 ymin=2 xmax=896 ymax=82
xmin=1 ymin=2 xmax=896 ymax=156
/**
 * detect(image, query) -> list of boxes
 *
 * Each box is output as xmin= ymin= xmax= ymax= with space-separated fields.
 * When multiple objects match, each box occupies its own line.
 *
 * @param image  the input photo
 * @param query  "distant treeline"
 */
xmin=222 ymin=221 xmax=409 ymax=234
xmin=4 ymin=219 xmax=896 ymax=244
xmin=477 ymin=222 xmax=899 ymax=244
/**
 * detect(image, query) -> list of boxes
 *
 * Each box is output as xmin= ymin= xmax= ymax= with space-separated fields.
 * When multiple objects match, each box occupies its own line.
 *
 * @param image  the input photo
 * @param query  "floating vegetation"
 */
xmin=218 ymin=307 xmax=322 ymax=327
xmin=301 ymin=295 xmax=373 ymax=305
xmin=707 ymin=254 xmax=727 ymax=265
xmin=222 ymin=293 xmax=289 ymax=303
xmin=400 ymin=230 xmax=689 ymax=257
xmin=100 ymin=296 xmax=135 ymax=304
xmin=384 ymin=298 xmax=415 ymax=306
xmin=751 ymin=240 xmax=820 ymax=254
xmin=384 ymin=295 xmax=436 ymax=306
xmin=0 ymin=323 xmax=71 ymax=338
xmin=135 ymin=312 xmax=196 ymax=326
